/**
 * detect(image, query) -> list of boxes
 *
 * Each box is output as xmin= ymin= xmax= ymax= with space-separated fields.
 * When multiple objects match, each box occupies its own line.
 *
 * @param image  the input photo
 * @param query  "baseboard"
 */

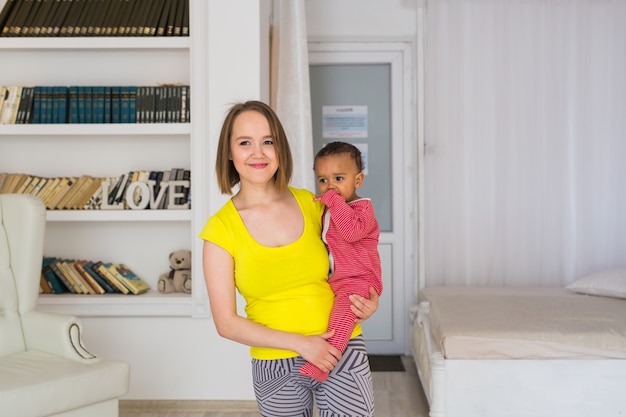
xmin=119 ymin=399 xmax=258 ymax=412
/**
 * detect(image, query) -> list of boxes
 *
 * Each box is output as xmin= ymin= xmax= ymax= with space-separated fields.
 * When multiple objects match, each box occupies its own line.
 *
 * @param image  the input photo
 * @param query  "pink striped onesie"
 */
xmin=300 ymin=189 xmax=382 ymax=382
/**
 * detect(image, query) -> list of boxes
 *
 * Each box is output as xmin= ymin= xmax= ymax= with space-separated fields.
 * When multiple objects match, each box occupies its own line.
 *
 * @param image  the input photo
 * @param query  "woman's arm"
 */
xmin=202 ymin=240 xmax=341 ymax=372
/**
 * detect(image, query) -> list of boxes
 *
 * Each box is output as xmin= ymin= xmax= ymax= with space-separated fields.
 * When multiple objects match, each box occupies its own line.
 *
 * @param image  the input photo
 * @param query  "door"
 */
xmin=309 ymin=42 xmax=417 ymax=354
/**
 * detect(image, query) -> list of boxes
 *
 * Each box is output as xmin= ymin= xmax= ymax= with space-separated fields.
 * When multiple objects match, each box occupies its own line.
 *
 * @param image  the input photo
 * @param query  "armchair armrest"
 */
xmin=21 ymin=310 xmax=101 ymax=364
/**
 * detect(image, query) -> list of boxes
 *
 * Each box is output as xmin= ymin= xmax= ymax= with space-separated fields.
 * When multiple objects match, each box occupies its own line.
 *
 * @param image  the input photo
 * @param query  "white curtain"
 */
xmin=270 ymin=0 xmax=315 ymax=190
xmin=424 ymin=0 xmax=626 ymax=287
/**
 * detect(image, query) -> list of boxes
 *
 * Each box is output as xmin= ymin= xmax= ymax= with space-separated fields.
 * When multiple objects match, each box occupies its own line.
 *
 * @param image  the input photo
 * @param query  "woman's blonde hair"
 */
xmin=215 ymin=101 xmax=293 ymax=195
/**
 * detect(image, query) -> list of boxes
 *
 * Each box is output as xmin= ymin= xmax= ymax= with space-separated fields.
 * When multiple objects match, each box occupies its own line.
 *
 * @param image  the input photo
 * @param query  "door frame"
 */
xmin=308 ymin=41 xmax=418 ymax=354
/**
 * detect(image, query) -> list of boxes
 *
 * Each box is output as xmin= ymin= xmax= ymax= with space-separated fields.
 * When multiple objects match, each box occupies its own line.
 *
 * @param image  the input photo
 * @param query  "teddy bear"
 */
xmin=158 ymin=249 xmax=192 ymax=293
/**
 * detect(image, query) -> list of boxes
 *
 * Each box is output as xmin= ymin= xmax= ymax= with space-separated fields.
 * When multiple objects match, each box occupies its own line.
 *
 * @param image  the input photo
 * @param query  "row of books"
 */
xmin=42 ymin=257 xmax=150 ymax=295
xmin=0 ymin=0 xmax=189 ymax=37
xmin=0 ymin=168 xmax=191 ymax=210
xmin=0 ymin=85 xmax=190 ymax=124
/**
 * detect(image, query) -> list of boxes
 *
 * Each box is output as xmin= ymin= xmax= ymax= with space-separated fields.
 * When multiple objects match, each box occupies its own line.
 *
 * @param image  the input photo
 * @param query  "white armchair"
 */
xmin=0 ymin=194 xmax=130 ymax=417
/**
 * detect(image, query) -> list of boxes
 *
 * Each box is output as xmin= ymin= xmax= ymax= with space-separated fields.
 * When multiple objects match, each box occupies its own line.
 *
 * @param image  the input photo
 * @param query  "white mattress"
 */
xmin=416 ymin=287 xmax=626 ymax=359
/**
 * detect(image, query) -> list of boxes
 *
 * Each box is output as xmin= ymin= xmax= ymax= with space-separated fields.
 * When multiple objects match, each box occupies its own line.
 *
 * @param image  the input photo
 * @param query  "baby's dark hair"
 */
xmin=314 ymin=142 xmax=364 ymax=172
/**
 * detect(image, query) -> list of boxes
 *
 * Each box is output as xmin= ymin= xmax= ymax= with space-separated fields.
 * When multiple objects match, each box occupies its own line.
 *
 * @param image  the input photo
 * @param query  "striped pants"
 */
xmin=252 ymin=336 xmax=374 ymax=417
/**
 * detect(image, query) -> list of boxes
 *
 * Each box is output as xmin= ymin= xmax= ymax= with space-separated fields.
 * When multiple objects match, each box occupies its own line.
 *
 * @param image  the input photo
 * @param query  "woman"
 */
xmin=200 ymin=100 xmax=380 ymax=416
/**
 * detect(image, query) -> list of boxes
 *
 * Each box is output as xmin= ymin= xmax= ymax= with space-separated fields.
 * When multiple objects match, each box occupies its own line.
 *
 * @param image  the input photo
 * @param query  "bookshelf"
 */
xmin=0 ymin=0 xmax=209 ymax=317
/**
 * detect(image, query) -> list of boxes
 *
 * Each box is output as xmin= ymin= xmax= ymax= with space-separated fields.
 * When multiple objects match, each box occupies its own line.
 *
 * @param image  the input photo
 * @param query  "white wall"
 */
xmin=305 ymin=0 xmax=419 ymax=40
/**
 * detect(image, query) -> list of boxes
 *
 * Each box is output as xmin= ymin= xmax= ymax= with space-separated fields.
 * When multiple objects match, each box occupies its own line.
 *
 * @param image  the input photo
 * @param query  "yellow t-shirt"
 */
xmin=199 ymin=187 xmax=361 ymax=359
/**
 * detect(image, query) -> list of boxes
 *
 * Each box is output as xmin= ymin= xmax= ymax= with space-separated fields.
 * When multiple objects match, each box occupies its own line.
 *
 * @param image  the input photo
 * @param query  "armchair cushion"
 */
xmin=0 ymin=350 xmax=129 ymax=417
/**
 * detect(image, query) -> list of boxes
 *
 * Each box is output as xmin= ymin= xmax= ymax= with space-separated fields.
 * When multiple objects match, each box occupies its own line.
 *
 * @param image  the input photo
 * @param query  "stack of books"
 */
xmin=41 ymin=257 xmax=150 ymax=295
xmin=0 ymin=0 xmax=189 ymax=37
xmin=0 ymin=168 xmax=191 ymax=210
xmin=0 ymin=84 xmax=190 ymax=124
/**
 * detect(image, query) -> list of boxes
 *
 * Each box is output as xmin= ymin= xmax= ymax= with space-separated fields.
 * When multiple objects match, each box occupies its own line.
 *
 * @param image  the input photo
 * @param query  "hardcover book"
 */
xmin=109 ymin=263 xmax=150 ymax=295
xmin=50 ymin=258 xmax=78 ymax=293
xmin=83 ymin=260 xmax=116 ymax=293
xmin=42 ymin=257 xmax=68 ymax=293
xmin=96 ymin=262 xmax=129 ymax=294
xmin=74 ymin=260 xmax=106 ymax=294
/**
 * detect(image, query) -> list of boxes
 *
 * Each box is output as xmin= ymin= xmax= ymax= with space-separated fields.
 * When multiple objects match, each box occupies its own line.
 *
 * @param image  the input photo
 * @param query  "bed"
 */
xmin=411 ymin=275 xmax=626 ymax=417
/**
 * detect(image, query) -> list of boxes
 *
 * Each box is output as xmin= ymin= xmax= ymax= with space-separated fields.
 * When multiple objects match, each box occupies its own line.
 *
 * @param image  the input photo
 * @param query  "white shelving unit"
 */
xmin=0 ymin=0 xmax=209 ymax=318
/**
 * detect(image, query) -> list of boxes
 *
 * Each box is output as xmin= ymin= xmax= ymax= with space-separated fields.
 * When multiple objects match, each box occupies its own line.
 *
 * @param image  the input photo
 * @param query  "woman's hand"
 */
xmin=350 ymin=287 xmax=379 ymax=323
xmin=298 ymin=330 xmax=341 ymax=373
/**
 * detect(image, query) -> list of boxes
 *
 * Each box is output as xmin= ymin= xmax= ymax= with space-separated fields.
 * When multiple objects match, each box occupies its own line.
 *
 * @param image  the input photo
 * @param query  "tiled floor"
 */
xmin=119 ymin=356 xmax=430 ymax=417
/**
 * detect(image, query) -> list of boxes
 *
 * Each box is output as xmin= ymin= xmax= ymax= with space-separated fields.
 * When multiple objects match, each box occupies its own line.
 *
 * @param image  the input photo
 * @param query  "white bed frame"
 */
xmin=413 ymin=301 xmax=626 ymax=417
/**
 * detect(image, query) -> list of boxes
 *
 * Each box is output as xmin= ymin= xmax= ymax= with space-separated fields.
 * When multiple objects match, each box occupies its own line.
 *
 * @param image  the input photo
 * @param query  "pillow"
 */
xmin=566 ymin=269 xmax=626 ymax=299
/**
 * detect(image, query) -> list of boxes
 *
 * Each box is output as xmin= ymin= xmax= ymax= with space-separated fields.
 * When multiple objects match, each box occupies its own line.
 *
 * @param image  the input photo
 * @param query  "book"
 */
xmin=38 ymin=176 xmax=61 ymax=202
xmin=95 ymin=262 xmax=129 ymax=294
xmin=23 ymin=176 xmax=40 ymax=195
xmin=31 ymin=85 xmax=42 ymax=123
xmin=14 ymin=174 xmax=34 ymax=194
xmin=31 ymin=176 xmax=49 ymax=197
xmin=86 ymin=0 xmax=106 ymax=36
xmin=62 ymin=259 xmax=93 ymax=294
xmin=39 ymin=85 xmax=50 ymax=123
xmin=119 ymin=85 xmax=130 ymax=123
xmin=128 ymin=85 xmax=136 ymax=123
xmin=181 ymin=0 xmax=187 ymax=36
xmin=83 ymin=260 xmax=116 ymax=293
xmin=21 ymin=0 xmax=42 ymax=36
xmin=83 ymin=85 xmax=92 ymax=123
xmin=110 ymin=85 xmax=120 ymax=123
xmin=50 ymin=258 xmax=78 ymax=293
xmin=116 ymin=170 xmax=134 ymax=204
xmin=103 ymin=86 xmax=111 ymax=123
xmin=173 ymin=0 xmax=183 ymax=36
xmin=0 ymin=0 xmax=23 ymax=36
xmin=0 ymin=86 xmax=23 ymax=124
xmin=74 ymin=260 xmax=106 ymax=294
xmin=54 ymin=85 xmax=65 ymax=122
xmin=64 ymin=174 xmax=96 ymax=209
xmin=47 ymin=176 xmax=76 ymax=209
xmin=60 ymin=0 xmax=84 ymax=36
xmin=114 ymin=0 xmax=133 ymax=36
xmin=155 ymin=0 xmax=170 ymax=36
xmin=16 ymin=86 xmax=33 ymax=124
xmin=165 ymin=0 xmax=176 ymax=36
xmin=10 ymin=0 xmax=35 ymax=36
xmin=104 ymin=173 xmax=123 ymax=205
xmin=70 ymin=0 xmax=90 ymax=35
xmin=68 ymin=85 xmax=78 ymax=123
xmin=64 ymin=175 xmax=93 ymax=209
xmin=0 ymin=173 xmax=20 ymax=194
xmin=130 ymin=0 xmax=149 ymax=36
xmin=48 ymin=0 xmax=70 ymax=36
xmin=0 ymin=86 xmax=7 ymax=117
xmin=0 ymin=0 xmax=20 ymax=34
xmin=74 ymin=176 xmax=104 ymax=209
xmin=55 ymin=174 xmax=87 ymax=209
xmin=5 ymin=173 xmax=29 ymax=194
xmin=37 ymin=0 xmax=61 ymax=36
xmin=92 ymin=0 xmax=112 ymax=35
xmin=109 ymin=263 xmax=150 ymax=295
xmin=102 ymin=0 xmax=121 ymax=35
xmin=42 ymin=257 xmax=68 ymax=293
xmin=92 ymin=85 xmax=104 ymax=123
xmin=143 ymin=0 xmax=164 ymax=36
xmin=40 ymin=271 xmax=53 ymax=293
xmin=30 ymin=0 xmax=54 ymax=36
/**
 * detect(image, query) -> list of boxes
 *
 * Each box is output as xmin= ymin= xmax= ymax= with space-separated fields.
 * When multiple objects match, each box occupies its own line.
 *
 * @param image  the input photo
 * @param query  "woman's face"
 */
xmin=229 ymin=110 xmax=279 ymax=186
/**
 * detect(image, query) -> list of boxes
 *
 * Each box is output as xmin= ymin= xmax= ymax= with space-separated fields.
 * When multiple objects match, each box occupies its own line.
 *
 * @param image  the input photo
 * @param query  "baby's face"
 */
xmin=314 ymin=153 xmax=364 ymax=202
